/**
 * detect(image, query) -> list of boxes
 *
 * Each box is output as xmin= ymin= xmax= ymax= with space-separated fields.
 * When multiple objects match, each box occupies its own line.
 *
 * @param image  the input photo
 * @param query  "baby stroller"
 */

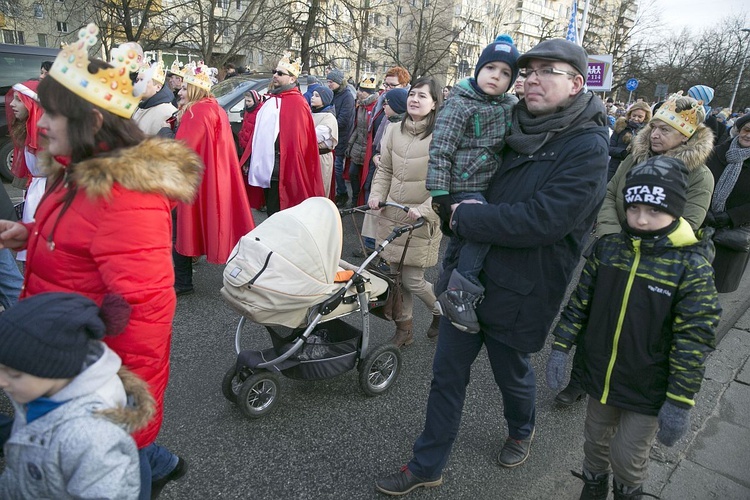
xmin=220 ymin=197 xmax=423 ymax=419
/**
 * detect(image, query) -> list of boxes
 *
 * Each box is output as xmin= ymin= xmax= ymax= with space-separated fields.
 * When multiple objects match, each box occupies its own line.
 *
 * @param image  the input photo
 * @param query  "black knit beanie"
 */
xmin=0 ymin=292 xmax=131 ymax=378
xmin=623 ymin=156 xmax=689 ymax=218
xmin=474 ymin=34 xmax=520 ymax=91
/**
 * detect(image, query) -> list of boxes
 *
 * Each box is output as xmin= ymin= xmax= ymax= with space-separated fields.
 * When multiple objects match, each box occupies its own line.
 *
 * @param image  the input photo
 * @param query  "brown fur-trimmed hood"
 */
xmin=40 ymin=137 xmax=203 ymax=203
xmin=97 ymin=367 xmax=156 ymax=433
xmin=628 ymin=122 xmax=714 ymax=172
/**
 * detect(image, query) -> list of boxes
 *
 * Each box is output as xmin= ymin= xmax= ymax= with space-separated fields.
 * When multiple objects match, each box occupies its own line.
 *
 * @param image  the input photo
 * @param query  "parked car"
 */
xmin=213 ymin=73 xmax=324 ymax=147
xmin=0 ymin=44 xmax=60 ymax=181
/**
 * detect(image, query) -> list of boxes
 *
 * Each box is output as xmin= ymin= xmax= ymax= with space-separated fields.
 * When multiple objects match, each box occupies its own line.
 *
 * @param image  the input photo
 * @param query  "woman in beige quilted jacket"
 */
xmin=368 ymin=76 xmax=443 ymax=347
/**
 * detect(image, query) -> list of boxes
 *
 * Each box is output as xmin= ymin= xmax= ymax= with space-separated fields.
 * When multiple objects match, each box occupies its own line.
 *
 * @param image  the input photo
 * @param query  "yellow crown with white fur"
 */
xmin=277 ymin=52 xmax=301 ymax=77
xmin=652 ymin=92 xmax=703 ymax=138
xmin=139 ymin=60 xmax=166 ymax=85
xmin=48 ymin=24 xmax=141 ymax=118
xmin=181 ymin=61 xmax=213 ymax=92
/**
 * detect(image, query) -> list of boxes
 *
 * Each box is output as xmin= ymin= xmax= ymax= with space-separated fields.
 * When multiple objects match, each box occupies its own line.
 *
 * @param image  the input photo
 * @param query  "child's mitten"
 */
xmin=657 ymin=401 xmax=690 ymax=447
xmin=545 ymin=348 xmax=569 ymax=390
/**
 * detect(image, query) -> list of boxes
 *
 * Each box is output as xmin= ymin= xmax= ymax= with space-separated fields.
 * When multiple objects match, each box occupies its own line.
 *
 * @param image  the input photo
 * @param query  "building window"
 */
xmin=247 ymin=50 xmax=253 ymax=63
xmin=38 ymin=33 xmax=47 ymax=47
xmin=384 ymin=38 xmax=389 ymax=49
xmin=57 ymin=21 xmax=68 ymax=32
xmin=217 ymin=0 xmax=229 ymax=9
xmin=235 ymin=0 xmax=241 ymax=8
xmin=33 ymin=3 xmax=43 ymax=18
xmin=3 ymin=29 xmax=24 ymax=44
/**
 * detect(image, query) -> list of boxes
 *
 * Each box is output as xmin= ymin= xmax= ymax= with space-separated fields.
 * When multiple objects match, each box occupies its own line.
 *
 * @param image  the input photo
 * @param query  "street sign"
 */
xmin=626 ymin=78 xmax=639 ymax=92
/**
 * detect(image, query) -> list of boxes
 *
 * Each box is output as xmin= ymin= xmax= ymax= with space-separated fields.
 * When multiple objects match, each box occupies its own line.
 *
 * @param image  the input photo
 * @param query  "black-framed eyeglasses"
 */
xmin=518 ymin=67 xmax=577 ymax=79
xmin=273 ymin=70 xmax=290 ymax=76
xmin=383 ymin=82 xmax=397 ymax=88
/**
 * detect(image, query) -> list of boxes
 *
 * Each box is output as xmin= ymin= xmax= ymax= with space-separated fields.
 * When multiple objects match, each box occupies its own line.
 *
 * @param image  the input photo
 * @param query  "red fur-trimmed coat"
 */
xmin=21 ymin=138 xmax=202 ymax=448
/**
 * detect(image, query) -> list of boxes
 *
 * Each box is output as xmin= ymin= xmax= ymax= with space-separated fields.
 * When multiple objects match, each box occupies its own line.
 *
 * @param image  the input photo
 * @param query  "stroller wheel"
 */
xmin=358 ymin=344 xmax=402 ymax=397
xmin=237 ymin=371 xmax=281 ymax=418
xmin=221 ymin=365 xmax=249 ymax=404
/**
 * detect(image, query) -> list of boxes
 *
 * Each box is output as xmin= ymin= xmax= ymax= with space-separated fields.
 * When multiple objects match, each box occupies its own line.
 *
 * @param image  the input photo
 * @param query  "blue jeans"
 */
xmin=0 ymin=248 xmax=23 ymax=310
xmin=407 ymin=320 xmax=536 ymax=479
xmin=138 ymin=443 xmax=179 ymax=499
xmin=334 ymin=155 xmax=347 ymax=196
xmin=443 ymin=192 xmax=489 ymax=284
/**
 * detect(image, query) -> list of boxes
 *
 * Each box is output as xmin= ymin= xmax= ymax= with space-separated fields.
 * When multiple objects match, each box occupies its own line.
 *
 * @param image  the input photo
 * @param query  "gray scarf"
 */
xmin=506 ymin=91 xmax=598 ymax=155
xmin=712 ymin=136 xmax=750 ymax=212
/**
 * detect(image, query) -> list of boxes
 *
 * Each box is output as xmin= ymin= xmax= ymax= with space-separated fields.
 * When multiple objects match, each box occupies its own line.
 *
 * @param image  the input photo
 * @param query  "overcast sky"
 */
xmin=646 ymin=0 xmax=748 ymax=32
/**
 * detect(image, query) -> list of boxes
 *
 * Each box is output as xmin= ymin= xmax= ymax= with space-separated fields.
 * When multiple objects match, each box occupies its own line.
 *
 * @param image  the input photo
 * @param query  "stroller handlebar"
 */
xmin=342 ymin=202 xmax=425 ymax=231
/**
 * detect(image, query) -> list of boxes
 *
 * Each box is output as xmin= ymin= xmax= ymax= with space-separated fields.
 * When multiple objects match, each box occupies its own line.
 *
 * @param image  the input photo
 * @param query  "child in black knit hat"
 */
xmin=545 ymin=156 xmax=721 ymax=499
xmin=426 ymin=34 xmax=520 ymax=334
xmin=0 ymin=292 xmax=154 ymax=499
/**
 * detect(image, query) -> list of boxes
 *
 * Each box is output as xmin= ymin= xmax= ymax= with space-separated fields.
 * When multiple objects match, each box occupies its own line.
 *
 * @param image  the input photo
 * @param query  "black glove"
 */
xmin=431 ymin=194 xmax=452 ymax=225
xmin=705 ymin=210 xmax=732 ymax=229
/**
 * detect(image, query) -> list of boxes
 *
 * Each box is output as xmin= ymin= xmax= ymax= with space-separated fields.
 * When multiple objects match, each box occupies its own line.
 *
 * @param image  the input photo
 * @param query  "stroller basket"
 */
xmin=266 ymin=319 xmax=361 ymax=380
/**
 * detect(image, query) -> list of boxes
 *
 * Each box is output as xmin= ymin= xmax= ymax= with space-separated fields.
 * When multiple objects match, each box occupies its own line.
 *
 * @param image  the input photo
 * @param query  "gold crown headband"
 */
xmin=48 ymin=24 xmax=141 ymax=118
xmin=139 ymin=60 xmax=166 ymax=85
xmin=182 ymin=61 xmax=213 ymax=92
xmin=278 ymin=52 xmax=301 ymax=77
xmin=359 ymin=73 xmax=377 ymax=90
xmin=652 ymin=91 xmax=703 ymax=138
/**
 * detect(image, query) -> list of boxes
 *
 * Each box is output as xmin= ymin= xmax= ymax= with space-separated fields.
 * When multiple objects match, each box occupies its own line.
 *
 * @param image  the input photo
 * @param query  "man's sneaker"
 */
xmin=436 ymin=289 xmax=481 ymax=333
xmin=151 ymin=457 xmax=188 ymax=498
xmin=497 ymin=428 xmax=534 ymax=468
xmin=375 ymin=465 xmax=443 ymax=496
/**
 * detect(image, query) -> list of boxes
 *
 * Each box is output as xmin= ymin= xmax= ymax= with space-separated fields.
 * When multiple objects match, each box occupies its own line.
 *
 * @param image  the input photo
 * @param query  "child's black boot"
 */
xmin=572 ymin=469 xmax=609 ymax=500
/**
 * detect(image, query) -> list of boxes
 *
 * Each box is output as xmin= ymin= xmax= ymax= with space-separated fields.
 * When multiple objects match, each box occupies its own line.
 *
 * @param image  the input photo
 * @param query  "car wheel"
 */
xmin=0 ymin=140 xmax=14 ymax=182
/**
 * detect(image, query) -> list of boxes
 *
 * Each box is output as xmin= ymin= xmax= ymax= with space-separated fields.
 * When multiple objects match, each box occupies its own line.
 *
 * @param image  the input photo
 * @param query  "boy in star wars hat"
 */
xmin=546 ymin=156 xmax=720 ymax=500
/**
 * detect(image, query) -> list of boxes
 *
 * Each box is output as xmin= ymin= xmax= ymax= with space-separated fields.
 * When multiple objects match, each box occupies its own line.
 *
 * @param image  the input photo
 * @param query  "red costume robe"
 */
xmin=176 ymin=98 xmax=255 ymax=263
xmin=246 ymin=87 xmax=323 ymax=210
xmin=4 ymin=80 xmax=43 ymax=180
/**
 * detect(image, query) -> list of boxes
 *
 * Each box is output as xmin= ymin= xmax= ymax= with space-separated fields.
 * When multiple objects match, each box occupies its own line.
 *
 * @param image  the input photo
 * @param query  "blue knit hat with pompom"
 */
xmin=474 ymin=34 xmax=520 ymax=91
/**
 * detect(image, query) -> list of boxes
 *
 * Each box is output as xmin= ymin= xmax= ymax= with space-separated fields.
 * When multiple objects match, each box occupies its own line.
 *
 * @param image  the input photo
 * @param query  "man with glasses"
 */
xmin=375 ymin=39 xmax=609 ymax=496
xmin=246 ymin=53 xmax=323 ymax=215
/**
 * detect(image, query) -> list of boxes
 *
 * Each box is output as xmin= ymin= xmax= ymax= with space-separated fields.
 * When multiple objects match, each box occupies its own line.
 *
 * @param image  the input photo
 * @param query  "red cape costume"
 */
xmin=4 ymin=80 xmax=44 ymax=180
xmin=345 ymin=96 xmax=381 ymax=205
xmin=176 ymin=98 xmax=255 ymax=263
xmin=246 ymin=87 xmax=323 ymax=210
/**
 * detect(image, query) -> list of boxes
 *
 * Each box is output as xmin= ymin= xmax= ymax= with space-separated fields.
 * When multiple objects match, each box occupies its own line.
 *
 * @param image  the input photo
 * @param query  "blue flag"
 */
xmin=565 ymin=1 xmax=578 ymax=44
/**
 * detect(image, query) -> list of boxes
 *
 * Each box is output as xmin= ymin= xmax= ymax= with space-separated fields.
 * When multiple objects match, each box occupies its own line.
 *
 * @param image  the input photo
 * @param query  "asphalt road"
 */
xmin=156 ymin=208 xmax=591 ymax=500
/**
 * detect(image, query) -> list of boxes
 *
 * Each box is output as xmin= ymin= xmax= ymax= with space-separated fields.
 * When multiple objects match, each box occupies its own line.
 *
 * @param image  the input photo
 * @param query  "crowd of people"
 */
xmin=0 ymin=20 xmax=749 ymax=500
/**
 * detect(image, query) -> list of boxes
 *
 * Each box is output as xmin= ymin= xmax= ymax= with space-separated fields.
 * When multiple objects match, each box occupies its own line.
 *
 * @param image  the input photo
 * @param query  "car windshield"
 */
xmin=214 ymin=76 xmax=266 ymax=105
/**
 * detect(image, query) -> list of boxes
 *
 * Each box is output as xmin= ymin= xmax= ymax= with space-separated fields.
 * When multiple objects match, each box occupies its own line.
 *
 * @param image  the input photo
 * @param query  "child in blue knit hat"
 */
xmin=0 ymin=292 xmax=154 ymax=499
xmin=426 ymin=34 xmax=519 ymax=333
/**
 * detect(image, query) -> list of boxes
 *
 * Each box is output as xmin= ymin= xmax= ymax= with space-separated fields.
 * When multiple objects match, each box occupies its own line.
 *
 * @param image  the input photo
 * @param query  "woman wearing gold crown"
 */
xmin=0 ymin=25 xmax=202 ymax=497
xmin=553 ymin=92 xmax=715 ymax=408
xmin=171 ymin=61 xmax=255 ymax=294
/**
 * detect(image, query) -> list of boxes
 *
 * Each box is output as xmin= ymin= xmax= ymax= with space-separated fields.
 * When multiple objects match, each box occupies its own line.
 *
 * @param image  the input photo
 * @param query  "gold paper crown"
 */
xmin=48 ymin=24 xmax=141 ymax=118
xmin=652 ymin=92 xmax=703 ymax=138
xmin=277 ymin=52 xmax=301 ymax=77
xmin=138 ymin=60 xmax=166 ymax=85
xmin=182 ymin=61 xmax=213 ymax=92
xmin=169 ymin=58 xmax=184 ymax=77
xmin=359 ymin=73 xmax=377 ymax=90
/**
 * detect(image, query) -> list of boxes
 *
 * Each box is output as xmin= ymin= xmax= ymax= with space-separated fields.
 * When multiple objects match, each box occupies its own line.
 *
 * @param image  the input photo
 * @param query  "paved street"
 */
xmin=1 ymin=189 xmax=749 ymax=499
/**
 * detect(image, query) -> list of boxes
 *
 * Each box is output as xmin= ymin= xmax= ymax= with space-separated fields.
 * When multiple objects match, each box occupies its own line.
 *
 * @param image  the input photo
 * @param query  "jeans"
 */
xmin=138 ymin=443 xmax=179 ymax=499
xmin=407 ymin=320 xmax=536 ymax=479
xmin=443 ymin=192 xmax=489 ymax=284
xmin=334 ymin=155 xmax=347 ymax=196
xmin=0 ymin=248 xmax=23 ymax=310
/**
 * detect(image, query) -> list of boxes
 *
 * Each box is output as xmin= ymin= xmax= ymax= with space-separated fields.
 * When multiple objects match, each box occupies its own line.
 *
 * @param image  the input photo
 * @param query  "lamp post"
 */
xmin=728 ymin=28 xmax=750 ymax=112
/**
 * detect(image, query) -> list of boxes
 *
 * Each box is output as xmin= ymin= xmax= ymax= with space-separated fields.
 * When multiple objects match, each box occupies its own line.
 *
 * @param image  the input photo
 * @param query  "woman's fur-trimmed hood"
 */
xmin=40 ymin=137 xmax=203 ymax=203
xmin=629 ymin=122 xmax=714 ymax=172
